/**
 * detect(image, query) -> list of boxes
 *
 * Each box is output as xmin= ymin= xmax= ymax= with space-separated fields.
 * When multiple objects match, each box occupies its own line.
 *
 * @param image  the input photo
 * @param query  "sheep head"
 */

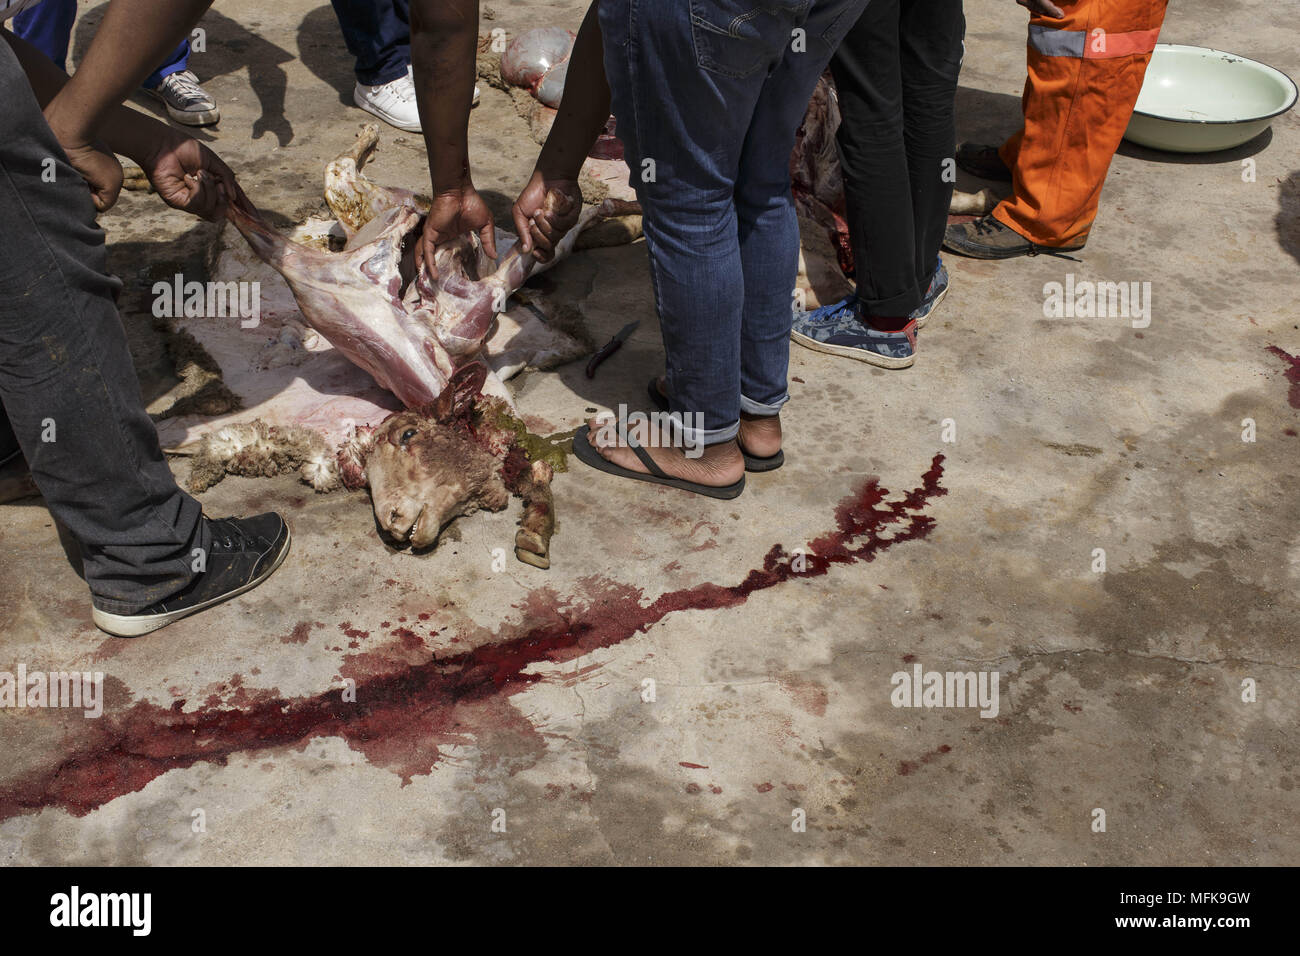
xmin=337 ymin=363 xmax=551 ymax=562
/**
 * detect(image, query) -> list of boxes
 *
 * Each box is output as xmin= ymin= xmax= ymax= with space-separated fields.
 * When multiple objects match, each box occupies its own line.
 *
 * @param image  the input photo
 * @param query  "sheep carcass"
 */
xmin=216 ymin=126 xmax=608 ymax=567
xmin=225 ymin=124 xmax=608 ymax=410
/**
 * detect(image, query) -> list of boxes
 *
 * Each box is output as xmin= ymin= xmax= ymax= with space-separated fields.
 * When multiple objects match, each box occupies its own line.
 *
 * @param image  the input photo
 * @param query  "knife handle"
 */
xmin=585 ymin=338 xmax=624 ymax=379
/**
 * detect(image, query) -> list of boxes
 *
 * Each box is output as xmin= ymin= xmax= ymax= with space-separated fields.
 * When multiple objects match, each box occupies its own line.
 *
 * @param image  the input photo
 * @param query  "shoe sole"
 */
xmin=943 ymin=233 xmax=1086 ymax=261
xmin=941 ymin=236 xmax=1030 ymax=260
xmin=142 ymin=87 xmax=220 ymax=127
xmin=353 ymin=89 xmax=423 ymax=132
xmin=573 ymin=426 xmax=745 ymax=500
xmin=92 ymin=526 xmax=292 ymax=638
xmin=165 ymin=105 xmax=220 ymax=126
xmin=645 ymin=380 xmax=785 ymax=471
xmin=913 ymin=280 xmax=949 ymax=330
xmin=791 ymin=330 xmax=915 ymax=368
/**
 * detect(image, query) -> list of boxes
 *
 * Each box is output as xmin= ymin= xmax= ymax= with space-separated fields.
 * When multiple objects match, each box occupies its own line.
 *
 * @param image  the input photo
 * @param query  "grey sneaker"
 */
xmin=792 ymin=296 xmax=918 ymax=369
xmin=146 ymin=70 xmax=220 ymax=126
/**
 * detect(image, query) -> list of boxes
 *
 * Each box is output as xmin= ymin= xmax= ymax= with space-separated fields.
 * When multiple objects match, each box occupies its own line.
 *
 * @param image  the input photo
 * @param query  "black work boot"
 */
xmin=92 ymin=513 xmax=291 ymax=637
xmin=955 ymin=142 xmax=1012 ymax=182
xmin=943 ymin=215 xmax=1086 ymax=261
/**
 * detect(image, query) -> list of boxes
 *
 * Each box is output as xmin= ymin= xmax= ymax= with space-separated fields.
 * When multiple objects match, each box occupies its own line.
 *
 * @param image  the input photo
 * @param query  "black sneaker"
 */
xmin=943 ymin=214 xmax=1085 ymax=261
xmin=955 ymin=142 xmax=1012 ymax=182
xmin=92 ymin=513 xmax=291 ymax=637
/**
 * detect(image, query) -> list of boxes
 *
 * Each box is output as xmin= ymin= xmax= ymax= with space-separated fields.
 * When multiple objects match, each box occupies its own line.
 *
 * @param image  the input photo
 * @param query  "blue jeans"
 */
xmin=12 ymin=0 xmax=189 ymax=88
xmin=330 ymin=0 xmax=411 ymax=86
xmin=599 ymin=0 xmax=869 ymax=445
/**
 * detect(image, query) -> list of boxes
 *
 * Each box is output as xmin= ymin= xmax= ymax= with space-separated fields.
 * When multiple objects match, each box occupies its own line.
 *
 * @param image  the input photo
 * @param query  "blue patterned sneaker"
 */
xmin=909 ymin=258 xmax=949 ymax=329
xmin=791 ymin=296 xmax=918 ymax=369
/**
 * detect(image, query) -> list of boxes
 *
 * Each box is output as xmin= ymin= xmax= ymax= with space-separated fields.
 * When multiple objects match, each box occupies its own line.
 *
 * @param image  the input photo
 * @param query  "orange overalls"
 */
xmin=993 ymin=0 xmax=1169 ymax=248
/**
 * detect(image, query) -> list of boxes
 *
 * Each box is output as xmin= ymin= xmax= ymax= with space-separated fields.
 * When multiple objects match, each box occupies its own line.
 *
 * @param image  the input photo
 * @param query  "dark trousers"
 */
xmin=0 ymin=38 xmax=209 ymax=614
xmin=831 ymin=0 xmax=964 ymax=316
xmin=12 ymin=0 xmax=190 ymax=88
xmin=330 ymin=0 xmax=410 ymax=86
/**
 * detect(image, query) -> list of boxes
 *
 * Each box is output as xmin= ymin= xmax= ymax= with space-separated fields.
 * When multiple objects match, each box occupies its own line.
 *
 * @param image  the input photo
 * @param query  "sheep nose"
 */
xmin=381 ymin=501 xmax=419 ymax=540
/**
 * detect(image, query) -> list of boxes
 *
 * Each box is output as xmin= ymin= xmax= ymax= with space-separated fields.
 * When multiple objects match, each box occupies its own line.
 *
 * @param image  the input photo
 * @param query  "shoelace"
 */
xmin=810 ymin=296 xmax=859 ymax=326
xmin=1027 ymin=245 xmax=1082 ymax=262
xmin=828 ymin=303 xmax=858 ymax=324
xmin=378 ymin=75 xmax=417 ymax=103
xmin=164 ymin=71 xmax=211 ymax=107
xmin=974 ymin=216 xmax=1082 ymax=262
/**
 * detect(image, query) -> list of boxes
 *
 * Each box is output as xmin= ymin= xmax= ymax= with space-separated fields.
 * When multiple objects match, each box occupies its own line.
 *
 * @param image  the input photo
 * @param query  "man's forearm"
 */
xmin=1 ymin=26 xmax=66 ymax=106
xmin=536 ymin=1 xmax=610 ymax=181
xmin=3 ymin=28 xmax=184 ymax=165
xmin=42 ymin=0 xmax=212 ymax=145
xmin=410 ymin=0 xmax=479 ymax=196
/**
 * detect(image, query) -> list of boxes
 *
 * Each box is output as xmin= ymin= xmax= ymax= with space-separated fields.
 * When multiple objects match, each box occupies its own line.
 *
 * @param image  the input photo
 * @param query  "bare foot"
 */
xmin=652 ymin=377 xmax=784 ymax=460
xmin=586 ymin=416 xmax=744 ymax=487
xmin=739 ymin=412 xmax=782 ymax=458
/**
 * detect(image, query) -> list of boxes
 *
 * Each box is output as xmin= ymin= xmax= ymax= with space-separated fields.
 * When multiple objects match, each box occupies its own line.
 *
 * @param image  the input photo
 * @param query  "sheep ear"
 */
xmin=449 ymin=362 xmax=487 ymax=415
xmin=431 ymin=386 xmax=455 ymax=422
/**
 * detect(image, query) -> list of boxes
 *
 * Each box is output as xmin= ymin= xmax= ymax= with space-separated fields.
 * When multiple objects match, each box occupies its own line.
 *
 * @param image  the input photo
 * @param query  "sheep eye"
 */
xmin=400 ymin=428 xmax=418 ymax=444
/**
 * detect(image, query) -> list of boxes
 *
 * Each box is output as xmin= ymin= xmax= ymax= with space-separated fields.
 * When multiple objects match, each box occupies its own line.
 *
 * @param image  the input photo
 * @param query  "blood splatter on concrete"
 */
xmin=898 ymin=743 xmax=952 ymax=776
xmin=280 ymin=621 xmax=315 ymax=644
xmin=0 ymin=456 xmax=946 ymax=822
xmin=1266 ymin=345 xmax=1300 ymax=409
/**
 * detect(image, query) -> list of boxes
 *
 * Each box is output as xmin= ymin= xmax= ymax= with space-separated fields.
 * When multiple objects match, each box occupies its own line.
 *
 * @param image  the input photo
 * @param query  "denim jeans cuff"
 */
xmin=740 ymin=392 xmax=789 ymax=417
xmin=359 ymin=57 xmax=411 ymax=88
xmin=669 ymin=413 xmax=739 ymax=451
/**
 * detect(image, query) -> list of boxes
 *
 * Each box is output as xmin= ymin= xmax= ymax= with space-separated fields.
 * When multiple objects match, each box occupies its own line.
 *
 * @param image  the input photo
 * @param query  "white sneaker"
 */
xmin=354 ymin=72 xmax=423 ymax=132
xmin=353 ymin=68 xmax=481 ymax=133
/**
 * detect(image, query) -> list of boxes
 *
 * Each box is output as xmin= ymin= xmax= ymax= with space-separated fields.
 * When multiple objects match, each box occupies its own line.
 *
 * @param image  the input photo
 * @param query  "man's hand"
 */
xmin=1017 ymin=0 xmax=1065 ymax=17
xmin=417 ymin=183 xmax=498 ymax=280
xmin=58 ymin=139 xmax=124 ymax=213
xmin=139 ymin=130 xmax=248 ymax=221
xmin=511 ymin=170 xmax=583 ymax=264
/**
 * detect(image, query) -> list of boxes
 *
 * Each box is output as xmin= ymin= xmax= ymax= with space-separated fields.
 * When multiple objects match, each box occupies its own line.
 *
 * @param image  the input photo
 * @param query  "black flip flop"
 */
xmin=646 ymin=378 xmax=785 ymax=473
xmin=573 ymin=424 xmax=745 ymax=500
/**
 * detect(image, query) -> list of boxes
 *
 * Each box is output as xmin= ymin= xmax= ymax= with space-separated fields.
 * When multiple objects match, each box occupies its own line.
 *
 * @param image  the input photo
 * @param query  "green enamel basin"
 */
xmin=1124 ymin=44 xmax=1297 ymax=153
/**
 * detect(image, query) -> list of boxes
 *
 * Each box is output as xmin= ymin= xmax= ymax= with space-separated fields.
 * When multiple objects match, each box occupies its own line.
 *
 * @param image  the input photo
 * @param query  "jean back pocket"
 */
xmin=690 ymin=0 xmax=811 ymax=79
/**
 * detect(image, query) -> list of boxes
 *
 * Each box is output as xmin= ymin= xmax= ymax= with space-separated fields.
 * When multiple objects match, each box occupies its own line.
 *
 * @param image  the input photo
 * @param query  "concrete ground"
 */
xmin=1 ymin=0 xmax=1297 ymax=865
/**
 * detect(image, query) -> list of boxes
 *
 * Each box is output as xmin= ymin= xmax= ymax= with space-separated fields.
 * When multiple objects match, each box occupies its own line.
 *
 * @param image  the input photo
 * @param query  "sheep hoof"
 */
xmin=514 ymin=529 xmax=550 ymax=569
xmin=515 ymin=546 xmax=550 ymax=570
